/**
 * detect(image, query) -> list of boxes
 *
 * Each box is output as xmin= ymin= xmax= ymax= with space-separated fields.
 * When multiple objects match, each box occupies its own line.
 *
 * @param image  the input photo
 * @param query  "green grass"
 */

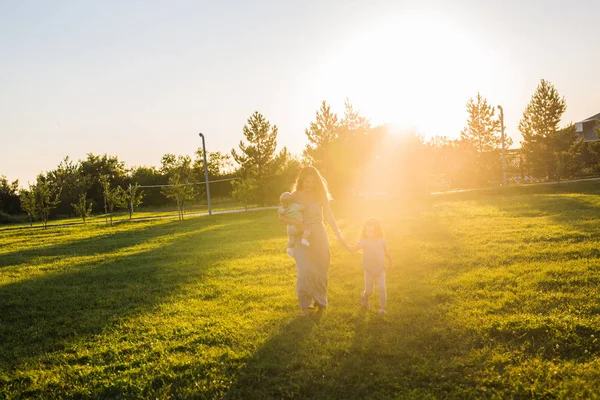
xmin=0 ymin=197 xmax=257 ymax=231
xmin=2 ymin=182 xmax=600 ymax=398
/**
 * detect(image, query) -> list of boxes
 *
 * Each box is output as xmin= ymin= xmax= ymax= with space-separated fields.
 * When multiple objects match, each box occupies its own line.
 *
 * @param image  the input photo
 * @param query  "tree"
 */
xmin=161 ymin=154 xmax=195 ymax=181
xmin=194 ymin=150 xmax=233 ymax=178
xmin=71 ymin=194 xmax=93 ymax=224
xmin=552 ymin=125 xmax=581 ymax=182
xmin=118 ymin=184 xmax=145 ymax=219
xmin=193 ymin=150 xmax=234 ymax=198
xmin=339 ymin=97 xmax=370 ymax=137
xmin=459 ymin=93 xmax=504 ymax=186
xmin=161 ymin=155 xmax=198 ymax=219
xmin=303 ymin=101 xmax=340 ymax=174
xmin=0 ymin=176 xmax=20 ymax=215
xmin=161 ymin=172 xmax=196 ymax=220
xmin=231 ymin=111 xmax=287 ymax=205
xmin=333 ymin=99 xmax=373 ymax=195
xmin=19 ymin=189 xmax=36 ymax=227
xmin=130 ymin=166 xmax=168 ymax=207
xmin=460 ymin=93 xmax=501 ymax=153
xmin=33 ymin=176 xmax=61 ymax=229
xmin=46 ymin=156 xmax=90 ymax=215
xmin=425 ymin=136 xmax=461 ymax=190
xmin=81 ymin=154 xmax=127 ymax=212
xmin=99 ymin=175 xmax=123 ymax=226
xmin=231 ymin=178 xmax=258 ymax=211
xmin=519 ymin=79 xmax=570 ymax=180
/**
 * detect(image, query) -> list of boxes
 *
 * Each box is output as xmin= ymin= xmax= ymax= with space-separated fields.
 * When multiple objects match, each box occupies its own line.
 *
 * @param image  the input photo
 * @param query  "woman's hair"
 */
xmin=360 ymin=218 xmax=384 ymax=240
xmin=293 ymin=166 xmax=332 ymax=200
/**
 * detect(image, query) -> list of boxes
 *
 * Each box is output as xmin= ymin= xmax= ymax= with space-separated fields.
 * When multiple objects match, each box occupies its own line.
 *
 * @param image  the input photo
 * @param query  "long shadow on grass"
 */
xmin=0 ymin=216 xmax=254 ymax=370
xmin=226 ymin=307 xmax=481 ymax=399
xmin=0 ymin=211 xmax=278 ymax=269
xmin=0 ymin=224 xmax=166 ymax=269
xmin=225 ymin=316 xmax=320 ymax=399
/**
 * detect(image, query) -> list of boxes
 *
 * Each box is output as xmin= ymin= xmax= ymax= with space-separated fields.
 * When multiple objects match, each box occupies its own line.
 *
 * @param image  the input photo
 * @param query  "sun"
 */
xmin=319 ymin=13 xmax=501 ymax=139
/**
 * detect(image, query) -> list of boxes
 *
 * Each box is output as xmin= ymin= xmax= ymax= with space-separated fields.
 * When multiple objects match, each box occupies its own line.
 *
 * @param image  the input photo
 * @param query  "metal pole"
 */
xmin=198 ymin=133 xmax=212 ymax=215
xmin=129 ymin=184 xmax=133 ymax=218
xmin=103 ymin=192 xmax=108 ymax=226
xmin=498 ymin=105 xmax=507 ymax=187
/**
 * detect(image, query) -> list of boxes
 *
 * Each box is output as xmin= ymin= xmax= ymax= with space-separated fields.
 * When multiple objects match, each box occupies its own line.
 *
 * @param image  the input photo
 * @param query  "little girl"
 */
xmin=347 ymin=218 xmax=393 ymax=314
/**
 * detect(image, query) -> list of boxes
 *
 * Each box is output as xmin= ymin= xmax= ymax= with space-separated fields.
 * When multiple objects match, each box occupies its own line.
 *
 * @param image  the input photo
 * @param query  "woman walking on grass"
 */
xmin=279 ymin=166 xmax=346 ymax=316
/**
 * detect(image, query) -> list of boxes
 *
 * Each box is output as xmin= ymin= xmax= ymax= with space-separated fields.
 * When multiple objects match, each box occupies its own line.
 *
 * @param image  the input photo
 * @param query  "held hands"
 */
xmin=335 ymin=230 xmax=347 ymax=246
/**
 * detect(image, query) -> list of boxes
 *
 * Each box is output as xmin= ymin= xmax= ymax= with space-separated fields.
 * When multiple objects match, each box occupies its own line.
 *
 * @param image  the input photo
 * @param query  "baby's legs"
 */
xmin=301 ymin=226 xmax=311 ymax=247
xmin=287 ymin=225 xmax=300 ymax=257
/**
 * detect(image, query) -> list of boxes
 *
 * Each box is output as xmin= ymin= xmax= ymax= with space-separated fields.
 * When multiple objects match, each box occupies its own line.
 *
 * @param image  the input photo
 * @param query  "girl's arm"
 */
xmin=346 ymin=242 xmax=361 ymax=253
xmin=322 ymin=198 xmax=345 ymax=243
xmin=384 ymin=245 xmax=393 ymax=268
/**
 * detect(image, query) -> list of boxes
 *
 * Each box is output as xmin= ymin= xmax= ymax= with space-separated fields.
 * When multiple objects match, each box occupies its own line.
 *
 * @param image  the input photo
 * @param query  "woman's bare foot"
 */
xmin=300 ymin=309 xmax=309 ymax=317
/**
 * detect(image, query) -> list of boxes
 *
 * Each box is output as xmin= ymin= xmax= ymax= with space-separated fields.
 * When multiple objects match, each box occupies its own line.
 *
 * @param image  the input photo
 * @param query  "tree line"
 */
xmin=0 ymin=150 xmax=236 ymax=225
xmin=1 ymin=78 xmax=599 ymax=225
xmin=424 ymin=79 xmax=599 ymax=190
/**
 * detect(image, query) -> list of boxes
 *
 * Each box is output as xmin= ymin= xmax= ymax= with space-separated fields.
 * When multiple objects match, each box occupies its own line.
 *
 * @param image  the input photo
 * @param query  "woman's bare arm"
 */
xmin=322 ymin=199 xmax=345 ymax=243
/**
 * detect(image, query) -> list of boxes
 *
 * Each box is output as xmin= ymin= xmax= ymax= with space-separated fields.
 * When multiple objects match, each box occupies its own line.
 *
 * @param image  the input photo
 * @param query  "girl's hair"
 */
xmin=293 ymin=166 xmax=332 ymax=200
xmin=361 ymin=218 xmax=384 ymax=240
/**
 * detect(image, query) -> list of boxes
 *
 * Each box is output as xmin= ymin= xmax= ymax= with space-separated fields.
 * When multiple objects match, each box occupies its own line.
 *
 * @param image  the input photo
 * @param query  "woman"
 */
xmin=279 ymin=166 xmax=345 ymax=316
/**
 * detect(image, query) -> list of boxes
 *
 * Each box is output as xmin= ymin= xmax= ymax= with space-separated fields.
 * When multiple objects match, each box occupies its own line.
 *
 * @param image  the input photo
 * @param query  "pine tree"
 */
xmin=519 ymin=79 xmax=571 ymax=180
xmin=339 ymin=97 xmax=370 ymax=137
xmin=303 ymin=101 xmax=340 ymax=170
xmin=335 ymin=99 xmax=372 ymax=194
xmin=460 ymin=93 xmax=501 ymax=153
xmin=459 ymin=93 xmax=504 ymax=186
xmin=231 ymin=111 xmax=286 ymax=205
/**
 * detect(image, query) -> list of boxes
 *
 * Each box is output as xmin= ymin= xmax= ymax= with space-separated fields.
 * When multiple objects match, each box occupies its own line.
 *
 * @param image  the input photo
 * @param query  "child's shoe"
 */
xmin=301 ymin=238 xmax=310 ymax=247
xmin=378 ymin=308 xmax=387 ymax=314
xmin=286 ymin=248 xmax=294 ymax=258
xmin=360 ymin=293 xmax=370 ymax=309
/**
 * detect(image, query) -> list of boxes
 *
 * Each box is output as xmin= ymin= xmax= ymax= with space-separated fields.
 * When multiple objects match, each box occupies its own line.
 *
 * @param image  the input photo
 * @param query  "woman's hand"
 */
xmin=335 ymin=230 xmax=347 ymax=245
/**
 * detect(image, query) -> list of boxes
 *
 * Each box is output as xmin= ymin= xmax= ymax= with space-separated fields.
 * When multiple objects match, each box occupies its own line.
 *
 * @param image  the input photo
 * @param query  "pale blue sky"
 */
xmin=1 ymin=0 xmax=599 ymax=185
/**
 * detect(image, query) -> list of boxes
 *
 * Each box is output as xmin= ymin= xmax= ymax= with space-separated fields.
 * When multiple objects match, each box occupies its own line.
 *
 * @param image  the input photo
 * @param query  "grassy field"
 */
xmin=0 ymin=197 xmax=254 ymax=231
xmin=2 ymin=182 xmax=600 ymax=398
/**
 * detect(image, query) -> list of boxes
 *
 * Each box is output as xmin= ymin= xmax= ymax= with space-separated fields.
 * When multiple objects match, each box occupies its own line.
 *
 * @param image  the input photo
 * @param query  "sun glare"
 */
xmin=320 ymin=14 xmax=501 ymax=139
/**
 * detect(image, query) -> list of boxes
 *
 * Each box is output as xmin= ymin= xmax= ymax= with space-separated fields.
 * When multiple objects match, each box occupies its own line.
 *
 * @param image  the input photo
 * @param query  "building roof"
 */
xmin=576 ymin=113 xmax=600 ymax=142
xmin=582 ymin=113 xmax=600 ymax=123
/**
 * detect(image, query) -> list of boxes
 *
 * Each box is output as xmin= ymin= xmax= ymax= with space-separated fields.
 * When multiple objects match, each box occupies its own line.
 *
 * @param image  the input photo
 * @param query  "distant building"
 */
xmin=575 ymin=113 xmax=600 ymax=142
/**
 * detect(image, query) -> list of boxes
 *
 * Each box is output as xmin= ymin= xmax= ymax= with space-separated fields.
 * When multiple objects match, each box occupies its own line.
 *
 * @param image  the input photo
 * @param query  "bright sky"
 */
xmin=1 ymin=0 xmax=599 ymax=185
